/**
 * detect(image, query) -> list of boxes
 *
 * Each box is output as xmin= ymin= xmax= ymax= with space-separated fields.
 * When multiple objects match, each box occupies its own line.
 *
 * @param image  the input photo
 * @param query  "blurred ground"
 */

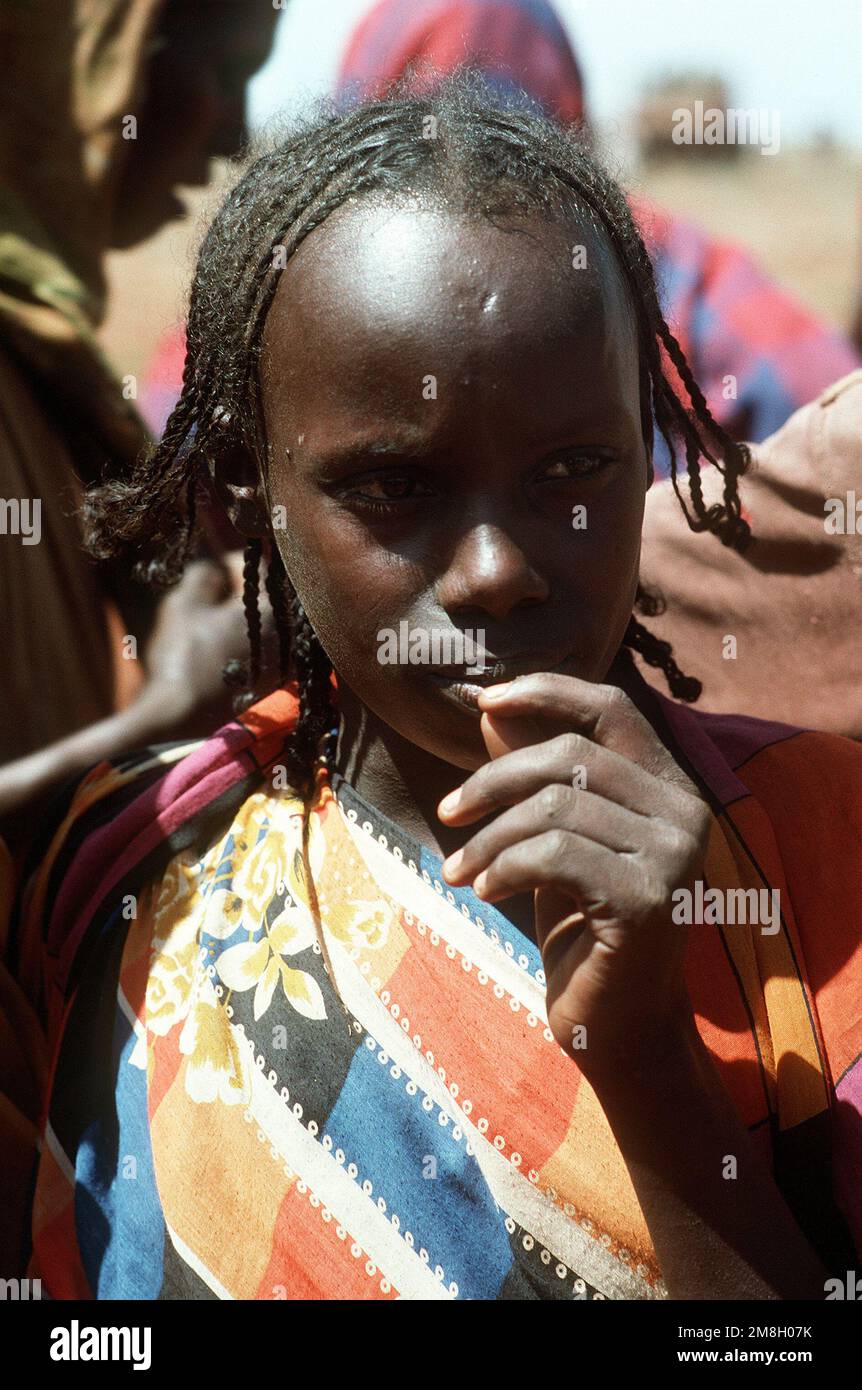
xmin=99 ymin=146 xmax=860 ymax=382
xmin=634 ymin=147 xmax=859 ymax=331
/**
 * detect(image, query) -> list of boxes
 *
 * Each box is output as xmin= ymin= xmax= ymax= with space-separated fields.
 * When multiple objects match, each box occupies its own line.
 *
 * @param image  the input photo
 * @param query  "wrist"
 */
xmin=575 ymin=1004 xmax=703 ymax=1096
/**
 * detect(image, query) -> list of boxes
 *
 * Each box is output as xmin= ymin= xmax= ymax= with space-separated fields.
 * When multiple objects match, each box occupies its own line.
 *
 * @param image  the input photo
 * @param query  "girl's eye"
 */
xmin=342 ymin=472 xmax=437 ymax=514
xmin=538 ymin=453 xmax=612 ymax=481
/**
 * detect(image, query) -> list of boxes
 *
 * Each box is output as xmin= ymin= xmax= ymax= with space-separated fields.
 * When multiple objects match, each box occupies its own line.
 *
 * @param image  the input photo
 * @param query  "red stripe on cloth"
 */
xmin=258 ymin=1182 xmax=399 ymax=1300
xmin=383 ymin=916 xmax=578 ymax=1167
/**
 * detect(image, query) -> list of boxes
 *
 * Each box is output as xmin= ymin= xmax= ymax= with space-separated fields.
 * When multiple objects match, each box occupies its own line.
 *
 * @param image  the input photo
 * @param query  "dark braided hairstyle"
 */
xmin=83 ymin=75 xmax=752 ymax=796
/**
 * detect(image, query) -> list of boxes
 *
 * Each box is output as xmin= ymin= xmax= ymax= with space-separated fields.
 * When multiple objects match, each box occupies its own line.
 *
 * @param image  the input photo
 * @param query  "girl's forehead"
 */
xmin=257 ymin=199 xmax=641 ymax=457
xmin=262 ymin=197 xmax=633 ymax=365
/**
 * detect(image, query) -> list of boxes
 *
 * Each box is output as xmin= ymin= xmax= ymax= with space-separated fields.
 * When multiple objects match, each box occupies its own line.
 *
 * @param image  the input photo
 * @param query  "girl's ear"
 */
xmin=209 ymin=445 xmax=271 ymax=539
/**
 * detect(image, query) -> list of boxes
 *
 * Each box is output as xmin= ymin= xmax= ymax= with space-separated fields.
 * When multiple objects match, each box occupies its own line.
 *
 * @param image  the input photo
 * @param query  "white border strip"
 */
xmin=337 ymin=809 xmax=548 ymax=1016
xmin=166 ymin=1222 xmax=235 ymax=1300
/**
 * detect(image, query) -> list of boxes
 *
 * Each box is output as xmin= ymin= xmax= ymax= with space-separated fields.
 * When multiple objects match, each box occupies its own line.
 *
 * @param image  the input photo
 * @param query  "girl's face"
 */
xmin=257 ymin=198 xmax=651 ymax=771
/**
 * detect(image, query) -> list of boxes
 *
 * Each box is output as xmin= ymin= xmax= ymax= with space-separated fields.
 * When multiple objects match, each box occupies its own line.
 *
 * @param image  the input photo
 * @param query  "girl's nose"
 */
xmin=436 ymin=523 xmax=550 ymax=622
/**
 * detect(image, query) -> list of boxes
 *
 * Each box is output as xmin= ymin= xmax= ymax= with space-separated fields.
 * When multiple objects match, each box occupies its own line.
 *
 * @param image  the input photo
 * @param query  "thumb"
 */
xmin=480 ymin=708 xmax=544 ymax=760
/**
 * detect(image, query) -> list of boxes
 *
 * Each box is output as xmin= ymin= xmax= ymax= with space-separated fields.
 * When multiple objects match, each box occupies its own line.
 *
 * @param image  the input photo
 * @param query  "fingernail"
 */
xmin=439 ymin=790 xmax=461 ymax=815
xmin=473 ymin=871 xmax=489 ymax=897
xmin=481 ymin=682 xmax=512 ymax=700
xmin=442 ymin=848 xmax=464 ymax=876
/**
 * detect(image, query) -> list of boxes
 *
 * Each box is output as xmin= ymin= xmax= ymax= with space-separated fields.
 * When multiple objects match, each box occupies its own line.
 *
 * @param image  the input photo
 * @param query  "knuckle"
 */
xmin=663 ymin=823 xmax=693 ymax=858
xmin=656 ymin=820 xmax=701 ymax=869
xmin=558 ymin=731 xmax=587 ymax=762
xmin=602 ymin=683 xmax=632 ymax=717
xmin=543 ymin=828 xmax=571 ymax=865
xmin=637 ymin=874 xmax=668 ymax=918
xmin=683 ymin=798 xmax=712 ymax=851
xmin=538 ymin=783 xmax=570 ymax=819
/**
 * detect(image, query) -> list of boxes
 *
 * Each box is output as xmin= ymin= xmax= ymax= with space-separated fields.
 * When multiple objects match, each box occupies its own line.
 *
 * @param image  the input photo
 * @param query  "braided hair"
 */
xmin=83 ymin=76 xmax=751 ymax=797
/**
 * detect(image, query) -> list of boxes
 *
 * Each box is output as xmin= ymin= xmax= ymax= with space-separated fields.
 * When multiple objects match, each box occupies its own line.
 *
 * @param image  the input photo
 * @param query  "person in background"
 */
xmin=0 ymin=0 xmax=285 ymax=1272
xmin=0 ymin=0 xmax=281 ymax=843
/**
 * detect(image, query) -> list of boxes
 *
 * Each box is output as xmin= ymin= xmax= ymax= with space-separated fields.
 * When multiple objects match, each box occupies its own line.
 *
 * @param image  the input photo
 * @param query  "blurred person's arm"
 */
xmin=0 ymin=556 xmax=271 ymax=849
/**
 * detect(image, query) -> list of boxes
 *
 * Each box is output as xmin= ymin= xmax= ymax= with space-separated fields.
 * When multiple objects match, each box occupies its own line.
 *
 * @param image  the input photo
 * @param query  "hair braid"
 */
xmin=240 ymin=537 xmax=263 ymax=698
xmin=264 ymin=547 xmax=294 ymax=683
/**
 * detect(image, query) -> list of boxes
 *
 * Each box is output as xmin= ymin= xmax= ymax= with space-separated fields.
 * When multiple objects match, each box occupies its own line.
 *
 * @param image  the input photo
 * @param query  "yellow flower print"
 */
xmin=146 ymin=853 xmax=207 ymax=1038
xmin=324 ymin=896 xmax=396 ymax=951
xmin=179 ymin=973 xmax=252 ymax=1106
xmin=216 ymin=911 xmax=326 ymax=1023
xmin=231 ymin=823 xmax=292 ymax=925
xmin=200 ymin=797 xmax=308 ymax=942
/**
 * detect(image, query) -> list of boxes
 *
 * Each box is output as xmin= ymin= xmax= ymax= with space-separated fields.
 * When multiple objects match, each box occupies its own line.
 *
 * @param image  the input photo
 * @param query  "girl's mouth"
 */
xmin=428 ymin=651 xmax=575 ymax=713
xmin=428 ymin=675 xmax=487 ymax=712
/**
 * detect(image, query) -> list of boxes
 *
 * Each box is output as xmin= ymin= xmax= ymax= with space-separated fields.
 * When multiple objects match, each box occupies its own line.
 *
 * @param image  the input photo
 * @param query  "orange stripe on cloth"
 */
xmin=382 ymin=919 xmax=578 ymax=1171
xmin=150 ymin=1053 xmax=295 ymax=1299
xmin=729 ymin=732 xmax=862 ymax=1087
xmin=30 ymin=1127 xmax=91 ymax=1299
xmin=540 ymin=1075 xmax=661 ymax=1282
xmin=694 ymin=816 xmax=778 ymax=1123
xmin=719 ymin=796 xmax=830 ymax=1128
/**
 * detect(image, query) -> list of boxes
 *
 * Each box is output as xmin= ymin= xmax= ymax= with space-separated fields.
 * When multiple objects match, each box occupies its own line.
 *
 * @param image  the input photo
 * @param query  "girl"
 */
xmin=9 ymin=82 xmax=862 ymax=1300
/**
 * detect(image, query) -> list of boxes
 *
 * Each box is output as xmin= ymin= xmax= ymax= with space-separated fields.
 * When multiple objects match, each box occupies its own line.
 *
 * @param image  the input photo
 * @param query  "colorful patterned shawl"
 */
xmin=10 ymin=679 xmax=862 ymax=1299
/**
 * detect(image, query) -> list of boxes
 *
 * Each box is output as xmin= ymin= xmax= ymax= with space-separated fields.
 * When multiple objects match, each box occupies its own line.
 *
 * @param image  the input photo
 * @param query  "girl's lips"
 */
xmin=428 ymin=675 xmax=486 ymax=713
xmin=429 ymin=651 xmax=575 ymax=688
xmin=428 ymin=653 xmax=576 ymax=714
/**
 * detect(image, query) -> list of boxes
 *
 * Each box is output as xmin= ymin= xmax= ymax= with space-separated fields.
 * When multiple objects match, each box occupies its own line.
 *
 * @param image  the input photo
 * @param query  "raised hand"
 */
xmin=437 ymin=674 xmax=712 ymax=1069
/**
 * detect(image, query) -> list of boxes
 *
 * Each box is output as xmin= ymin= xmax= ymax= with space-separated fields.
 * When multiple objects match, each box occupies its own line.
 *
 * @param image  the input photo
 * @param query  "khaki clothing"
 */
xmin=640 ymin=370 xmax=862 ymax=738
xmin=0 ymin=0 xmax=162 ymax=759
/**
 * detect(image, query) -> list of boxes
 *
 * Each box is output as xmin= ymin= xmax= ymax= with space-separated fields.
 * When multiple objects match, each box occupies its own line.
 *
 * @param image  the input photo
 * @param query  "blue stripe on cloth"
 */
xmin=324 ymin=1035 xmax=515 ymax=1298
xmin=418 ymin=843 xmax=544 ymax=977
xmin=75 ymin=997 xmax=165 ymax=1299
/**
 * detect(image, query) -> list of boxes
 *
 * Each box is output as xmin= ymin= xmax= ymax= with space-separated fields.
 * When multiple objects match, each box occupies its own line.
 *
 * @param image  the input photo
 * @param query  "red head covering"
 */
xmin=336 ymin=0 xmax=586 ymax=125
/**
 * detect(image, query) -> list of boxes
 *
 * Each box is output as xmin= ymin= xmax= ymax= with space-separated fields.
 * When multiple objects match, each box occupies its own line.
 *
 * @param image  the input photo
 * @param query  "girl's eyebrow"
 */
xmin=308 ymin=439 xmax=440 ymax=476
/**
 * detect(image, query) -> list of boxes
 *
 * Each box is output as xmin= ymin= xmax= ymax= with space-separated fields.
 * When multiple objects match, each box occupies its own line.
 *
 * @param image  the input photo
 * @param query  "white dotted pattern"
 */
xmin=234 ymin=1021 xmax=460 ymax=1298
xmin=256 ymin=789 xmax=657 ymax=1297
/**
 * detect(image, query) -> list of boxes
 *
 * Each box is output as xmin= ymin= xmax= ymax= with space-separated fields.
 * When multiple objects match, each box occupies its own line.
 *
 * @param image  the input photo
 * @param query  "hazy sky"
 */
xmin=249 ymin=0 xmax=862 ymax=148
